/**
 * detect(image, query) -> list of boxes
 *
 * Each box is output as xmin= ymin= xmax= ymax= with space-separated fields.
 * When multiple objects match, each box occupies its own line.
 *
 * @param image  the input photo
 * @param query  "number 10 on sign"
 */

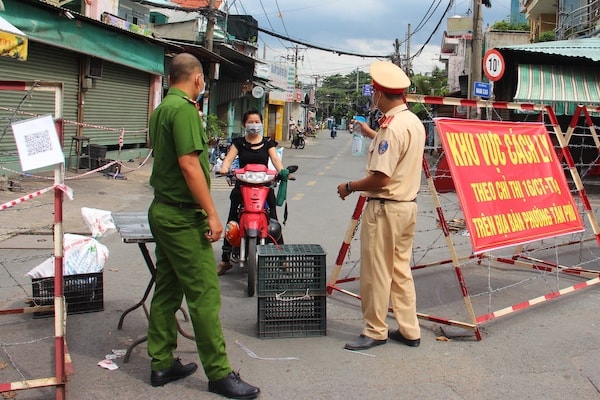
xmin=483 ymin=49 xmax=505 ymax=81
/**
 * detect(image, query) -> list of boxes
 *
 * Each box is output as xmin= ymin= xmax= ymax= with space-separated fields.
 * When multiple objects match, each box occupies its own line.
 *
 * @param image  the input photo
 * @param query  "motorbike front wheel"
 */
xmin=246 ymin=236 xmax=258 ymax=297
xmin=298 ymin=138 xmax=305 ymax=149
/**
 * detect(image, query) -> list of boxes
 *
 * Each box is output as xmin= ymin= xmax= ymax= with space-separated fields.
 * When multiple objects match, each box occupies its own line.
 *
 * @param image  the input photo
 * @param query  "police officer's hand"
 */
xmin=205 ymin=215 xmax=223 ymax=242
xmin=337 ymin=182 xmax=351 ymax=200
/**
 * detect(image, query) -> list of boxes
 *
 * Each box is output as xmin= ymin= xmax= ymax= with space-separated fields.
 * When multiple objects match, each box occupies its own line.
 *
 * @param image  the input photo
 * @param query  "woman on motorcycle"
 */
xmin=217 ymin=108 xmax=285 ymax=275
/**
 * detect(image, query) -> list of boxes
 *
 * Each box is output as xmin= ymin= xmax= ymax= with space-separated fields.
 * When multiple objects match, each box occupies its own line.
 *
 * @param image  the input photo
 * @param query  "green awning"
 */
xmin=514 ymin=64 xmax=600 ymax=115
xmin=2 ymin=0 xmax=164 ymax=75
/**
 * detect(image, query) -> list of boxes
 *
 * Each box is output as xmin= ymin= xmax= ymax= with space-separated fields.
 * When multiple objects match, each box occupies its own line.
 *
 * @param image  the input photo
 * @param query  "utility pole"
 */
xmin=204 ymin=0 xmax=217 ymax=52
xmin=204 ymin=0 xmax=218 ymax=114
xmin=392 ymin=38 xmax=401 ymax=67
xmin=469 ymin=0 xmax=484 ymax=119
xmin=285 ymin=45 xmax=304 ymax=89
xmin=283 ymin=46 xmax=304 ymax=138
xmin=356 ymin=67 xmax=359 ymax=92
xmin=313 ymin=74 xmax=322 ymax=121
xmin=406 ymin=24 xmax=411 ymax=75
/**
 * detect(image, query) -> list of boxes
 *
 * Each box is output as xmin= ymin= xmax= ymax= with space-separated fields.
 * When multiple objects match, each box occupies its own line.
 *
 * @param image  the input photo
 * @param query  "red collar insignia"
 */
xmin=378 ymin=115 xmax=394 ymax=128
xmin=183 ymin=96 xmax=200 ymax=111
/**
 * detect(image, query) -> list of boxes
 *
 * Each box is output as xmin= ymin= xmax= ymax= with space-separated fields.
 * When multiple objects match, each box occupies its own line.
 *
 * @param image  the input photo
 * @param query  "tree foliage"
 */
xmin=537 ymin=31 xmax=556 ymax=42
xmin=314 ymin=65 xmax=449 ymax=122
xmin=491 ymin=21 xmax=530 ymax=31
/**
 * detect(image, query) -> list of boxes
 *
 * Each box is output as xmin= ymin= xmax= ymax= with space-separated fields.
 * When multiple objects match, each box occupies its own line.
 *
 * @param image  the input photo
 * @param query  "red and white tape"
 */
xmin=0 ymin=184 xmax=73 ymax=211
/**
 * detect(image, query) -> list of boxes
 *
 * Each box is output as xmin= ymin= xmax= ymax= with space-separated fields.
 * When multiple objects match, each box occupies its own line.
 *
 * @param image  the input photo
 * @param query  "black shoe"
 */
xmin=208 ymin=371 xmax=260 ymax=399
xmin=150 ymin=358 xmax=198 ymax=387
xmin=344 ymin=334 xmax=386 ymax=351
xmin=388 ymin=329 xmax=421 ymax=347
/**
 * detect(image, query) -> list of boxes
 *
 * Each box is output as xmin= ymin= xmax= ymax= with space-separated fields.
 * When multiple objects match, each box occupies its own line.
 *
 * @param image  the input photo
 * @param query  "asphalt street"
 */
xmin=0 ymin=129 xmax=599 ymax=399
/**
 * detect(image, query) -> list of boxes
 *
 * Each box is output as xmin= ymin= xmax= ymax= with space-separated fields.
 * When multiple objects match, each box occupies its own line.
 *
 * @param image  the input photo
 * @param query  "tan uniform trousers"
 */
xmin=359 ymin=199 xmax=421 ymax=341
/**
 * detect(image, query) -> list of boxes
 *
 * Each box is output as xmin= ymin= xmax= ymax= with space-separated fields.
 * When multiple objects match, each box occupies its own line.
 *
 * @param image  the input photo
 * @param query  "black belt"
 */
xmin=155 ymin=197 xmax=203 ymax=209
xmin=367 ymin=197 xmax=416 ymax=203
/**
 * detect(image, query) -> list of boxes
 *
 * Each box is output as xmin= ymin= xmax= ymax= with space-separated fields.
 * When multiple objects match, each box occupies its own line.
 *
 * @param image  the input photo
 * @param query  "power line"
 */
xmin=255 ymin=0 xmax=288 ymax=47
xmin=255 ymin=25 xmax=387 ymax=58
xmin=410 ymin=0 xmax=454 ymax=60
xmin=273 ymin=0 xmax=291 ymax=38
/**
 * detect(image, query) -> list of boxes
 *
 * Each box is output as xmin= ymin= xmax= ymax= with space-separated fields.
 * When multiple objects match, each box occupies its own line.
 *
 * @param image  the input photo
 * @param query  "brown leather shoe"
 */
xmin=388 ymin=329 xmax=421 ymax=347
xmin=344 ymin=334 xmax=386 ymax=350
xmin=150 ymin=358 xmax=198 ymax=387
xmin=217 ymin=261 xmax=232 ymax=276
xmin=208 ymin=371 xmax=260 ymax=399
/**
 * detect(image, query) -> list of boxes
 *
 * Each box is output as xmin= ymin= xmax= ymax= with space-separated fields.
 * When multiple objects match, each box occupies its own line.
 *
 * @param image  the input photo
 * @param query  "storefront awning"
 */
xmin=514 ymin=64 xmax=600 ymax=115
xmin=0 ymin=15 xmax=27 ymax=61
xmin=4 ymin=1 xmax=164 ymax=74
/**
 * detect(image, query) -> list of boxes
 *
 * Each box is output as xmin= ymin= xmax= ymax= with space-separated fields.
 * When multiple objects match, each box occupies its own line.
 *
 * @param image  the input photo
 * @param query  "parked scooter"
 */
xmin=291 ymin=130 xmax=306 ymax=149
xmin=330 ymin=125 xmax=337 ymax=139
xmin=222 ymin=164 xmax=298 ymax=296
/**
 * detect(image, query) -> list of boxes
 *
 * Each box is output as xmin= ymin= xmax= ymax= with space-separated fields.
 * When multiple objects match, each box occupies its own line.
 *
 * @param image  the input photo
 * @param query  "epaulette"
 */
xmin=378 ymin=115 xmax=394 ymax=128
xmin=182 ymin=96 xmax=200 ymax=111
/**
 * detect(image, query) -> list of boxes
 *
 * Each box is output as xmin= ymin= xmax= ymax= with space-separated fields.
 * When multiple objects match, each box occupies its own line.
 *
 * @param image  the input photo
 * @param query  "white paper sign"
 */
xmin=11 ymin=115 xmax=64 ymax=171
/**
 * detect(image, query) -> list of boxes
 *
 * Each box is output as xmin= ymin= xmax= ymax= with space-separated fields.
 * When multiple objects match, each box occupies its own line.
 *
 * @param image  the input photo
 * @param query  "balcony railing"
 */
xmin=557 ymin=0 xmax=600 ymax=39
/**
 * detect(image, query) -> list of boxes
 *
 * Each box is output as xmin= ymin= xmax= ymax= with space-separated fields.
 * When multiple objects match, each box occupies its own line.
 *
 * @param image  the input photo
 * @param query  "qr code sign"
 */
xmin=12 ymin=115 xmax=64 ymax=171
xmin=24 ymin=130 xmax=53 ymax=156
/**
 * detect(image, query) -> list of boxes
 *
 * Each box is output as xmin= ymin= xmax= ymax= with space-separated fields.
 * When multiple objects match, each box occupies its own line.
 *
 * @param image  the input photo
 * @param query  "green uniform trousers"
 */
xmin=359 ymin=199 xmax=421 ymax=341
xmin=147 ymin=200 xmax=231 ymax=381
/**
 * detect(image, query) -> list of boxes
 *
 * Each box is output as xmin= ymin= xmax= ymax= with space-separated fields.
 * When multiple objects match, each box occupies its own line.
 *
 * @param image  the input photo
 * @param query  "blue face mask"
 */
xmin=245 ymin=122 xmax=263 ymax=136
xmin=196 ymin=82 xmax=206 ymax=103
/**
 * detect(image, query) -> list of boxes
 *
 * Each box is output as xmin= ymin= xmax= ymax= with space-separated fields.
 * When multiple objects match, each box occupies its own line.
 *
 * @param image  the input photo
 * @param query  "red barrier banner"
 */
xmin=435 ymin=118 xmax=584 ymax=254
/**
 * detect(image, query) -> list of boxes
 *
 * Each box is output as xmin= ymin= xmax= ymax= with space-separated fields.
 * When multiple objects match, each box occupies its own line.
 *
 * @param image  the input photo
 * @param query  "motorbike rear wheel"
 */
xmin=246 ymin=236 xmax=258 ymax=297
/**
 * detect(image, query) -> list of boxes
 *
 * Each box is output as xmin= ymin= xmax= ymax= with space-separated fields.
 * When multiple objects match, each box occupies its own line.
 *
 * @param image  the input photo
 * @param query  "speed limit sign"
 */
xmin=483 ymin=49 xmax=505 ymax=81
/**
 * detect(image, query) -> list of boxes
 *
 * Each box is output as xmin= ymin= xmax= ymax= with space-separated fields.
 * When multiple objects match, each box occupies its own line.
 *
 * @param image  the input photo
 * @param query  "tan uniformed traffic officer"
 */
xmin=337 ymin=61 xmax=425 ymax=350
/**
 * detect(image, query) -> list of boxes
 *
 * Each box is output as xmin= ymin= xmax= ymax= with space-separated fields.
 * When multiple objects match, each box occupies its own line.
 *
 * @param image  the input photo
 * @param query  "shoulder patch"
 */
xmin=378 ymin=140 xmax=389 ymax=154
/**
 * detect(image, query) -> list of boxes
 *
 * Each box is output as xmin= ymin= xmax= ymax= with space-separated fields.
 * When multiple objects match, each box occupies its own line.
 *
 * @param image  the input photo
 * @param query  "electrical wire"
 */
xmin=410 ymin=0 xmax=454 ymax=60
xmin=273 ymin=0 xmax=291 ymax=38
xmin=255 ymin=25 xmax=386 ymax=58
xmin=253 ymin=0 xmax=288 ymax=48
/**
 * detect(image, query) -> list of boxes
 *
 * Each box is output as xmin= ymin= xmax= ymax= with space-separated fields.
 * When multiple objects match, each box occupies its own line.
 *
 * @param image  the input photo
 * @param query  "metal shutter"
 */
xmin=0 ymin=41 xmax=79 ymax=163
xmin=81 ymin=61 xmax=150 ymax=147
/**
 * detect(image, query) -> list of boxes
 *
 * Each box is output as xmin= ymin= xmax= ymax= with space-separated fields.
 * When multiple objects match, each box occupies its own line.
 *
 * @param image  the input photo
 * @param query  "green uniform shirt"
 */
xmin=149 ymin=88 xmax=210 ymax=203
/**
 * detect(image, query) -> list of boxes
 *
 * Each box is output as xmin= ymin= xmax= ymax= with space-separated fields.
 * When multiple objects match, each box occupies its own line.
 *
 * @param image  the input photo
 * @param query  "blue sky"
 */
xmin=222 ymin=0 xmax=515 ymax=82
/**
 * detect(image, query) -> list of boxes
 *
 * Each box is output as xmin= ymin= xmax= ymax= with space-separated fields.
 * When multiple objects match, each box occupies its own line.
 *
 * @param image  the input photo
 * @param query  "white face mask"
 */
xmin=245 ymin=122 xmax=263 ymax=136
xmin=372 ymin=91 xmax=382 ymax=111
xmin=196 ymin=82 xmax=206 ymax=103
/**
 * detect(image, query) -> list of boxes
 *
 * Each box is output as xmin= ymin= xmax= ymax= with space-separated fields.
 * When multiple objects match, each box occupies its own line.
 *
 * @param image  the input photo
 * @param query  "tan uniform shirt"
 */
xmin=364 ymin=103 xmax=426 ymax=200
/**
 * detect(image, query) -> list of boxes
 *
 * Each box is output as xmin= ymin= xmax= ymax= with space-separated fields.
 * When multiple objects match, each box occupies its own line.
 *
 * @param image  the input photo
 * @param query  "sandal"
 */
xmin=217 ymin=261 xmax=233 ymax=276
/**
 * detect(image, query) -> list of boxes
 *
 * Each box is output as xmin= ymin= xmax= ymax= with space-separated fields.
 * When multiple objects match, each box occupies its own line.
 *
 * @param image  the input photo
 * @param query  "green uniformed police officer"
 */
xmin=147 ymin=52 xmax=260 ymax=399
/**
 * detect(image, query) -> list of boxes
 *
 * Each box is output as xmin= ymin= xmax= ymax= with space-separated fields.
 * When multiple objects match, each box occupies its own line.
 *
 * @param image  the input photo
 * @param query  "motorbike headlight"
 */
xmin=235 ymin=171 xmax=274 ymax=184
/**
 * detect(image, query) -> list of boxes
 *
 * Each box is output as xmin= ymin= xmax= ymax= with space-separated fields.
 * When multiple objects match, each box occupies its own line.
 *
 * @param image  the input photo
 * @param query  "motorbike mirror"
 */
xmin=286 ymin=165 xmax=299 ymax=174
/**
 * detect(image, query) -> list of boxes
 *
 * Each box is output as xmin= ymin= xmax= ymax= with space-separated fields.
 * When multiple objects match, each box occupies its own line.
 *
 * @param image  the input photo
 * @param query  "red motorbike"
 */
xmin=224 ymin=163 xmax=297 ymax=296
